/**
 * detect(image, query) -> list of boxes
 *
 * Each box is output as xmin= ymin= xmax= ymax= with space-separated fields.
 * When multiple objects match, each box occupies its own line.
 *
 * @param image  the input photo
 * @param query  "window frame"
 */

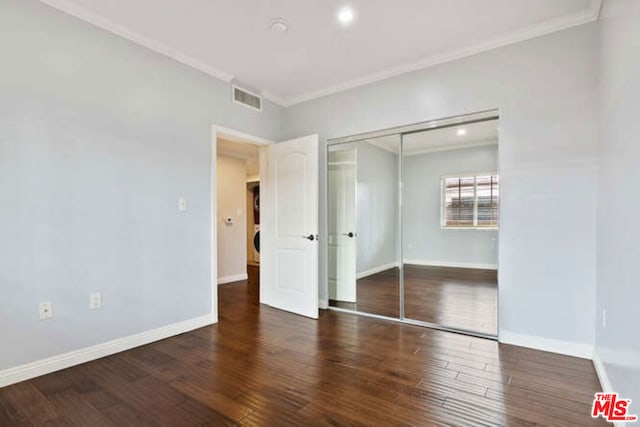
xmin=440 ymin=172 xmax=499 ymax=230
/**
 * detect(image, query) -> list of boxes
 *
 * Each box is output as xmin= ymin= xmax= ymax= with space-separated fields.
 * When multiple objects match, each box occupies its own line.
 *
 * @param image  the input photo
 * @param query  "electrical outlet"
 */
xmin=90 ymin=292 xmax=102 ymax=310
xmin=178 ymin=198 xmax=188 ymax=212
xmin=602 ymin=308 xmax=606 ymax=329
xmin=39 ymin=302 xmax=53 ymax=320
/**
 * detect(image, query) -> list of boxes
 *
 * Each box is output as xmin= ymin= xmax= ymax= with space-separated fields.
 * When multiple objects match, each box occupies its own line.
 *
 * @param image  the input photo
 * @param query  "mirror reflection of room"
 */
xmin=402 ymin=119 xmax=499 ymax=335
xmin=327 ymin=115 xmax=499 ymax=336
xmin=328 ymin=135 xmax=400 ymax=318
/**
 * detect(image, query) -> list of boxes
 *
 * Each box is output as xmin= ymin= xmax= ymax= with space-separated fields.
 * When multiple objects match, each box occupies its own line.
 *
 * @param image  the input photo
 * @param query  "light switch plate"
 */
xmin=178 ymin=198 xmax=188 ymax=212
xmin=90 ymin=292 xmax=102 ymax=310
xmin=39 ymin=302 xmax=53 ymax=320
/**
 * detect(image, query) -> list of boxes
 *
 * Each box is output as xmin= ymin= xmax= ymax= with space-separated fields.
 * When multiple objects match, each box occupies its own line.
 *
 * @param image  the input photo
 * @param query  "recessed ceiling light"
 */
xmin=338 ymin=7 xmax=355 ymax=26
xmin=457 ymin=128 xmax=467 ymax=136
xmin=270 ymin=18 xmax=289 ymax=33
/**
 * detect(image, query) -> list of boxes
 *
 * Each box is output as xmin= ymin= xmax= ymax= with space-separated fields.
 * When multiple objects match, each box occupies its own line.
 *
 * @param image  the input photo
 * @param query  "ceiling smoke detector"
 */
xmin=270 ymin=19 xmax=289 ymax=33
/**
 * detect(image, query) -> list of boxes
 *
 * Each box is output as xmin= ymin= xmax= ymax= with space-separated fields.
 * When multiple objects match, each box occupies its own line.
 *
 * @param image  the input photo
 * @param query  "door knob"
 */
xmin=303 ymin=234 xmax=316 ymax=241
xmin=342 ymin=232 xmax=355 ymax=238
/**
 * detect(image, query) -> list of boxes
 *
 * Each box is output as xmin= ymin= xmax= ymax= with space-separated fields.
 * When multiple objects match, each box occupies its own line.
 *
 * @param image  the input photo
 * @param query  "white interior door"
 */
xmin=328 ymin=148 xmax=357 ymax=302
xmin=261 ymin=134 xmax=319 ymax=319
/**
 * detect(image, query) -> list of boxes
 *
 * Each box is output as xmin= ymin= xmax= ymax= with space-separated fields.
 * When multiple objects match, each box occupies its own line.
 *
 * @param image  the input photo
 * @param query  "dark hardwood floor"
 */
xmin=331 ymin=265 xmax=498 ymax=335
xmin=246 ymin=263 xmax=260 ymax=304
xmin=0 ymin=279 xmax=605 ymax=426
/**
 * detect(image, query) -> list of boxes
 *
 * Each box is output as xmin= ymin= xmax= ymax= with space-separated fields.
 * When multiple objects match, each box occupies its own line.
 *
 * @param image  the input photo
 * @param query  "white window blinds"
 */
xmin=442 ymin=174 xmax=499 ymax=228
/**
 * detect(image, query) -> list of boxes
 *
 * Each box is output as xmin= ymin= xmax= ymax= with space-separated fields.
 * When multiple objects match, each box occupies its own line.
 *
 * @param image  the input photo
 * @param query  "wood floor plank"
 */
xmin=169 ymin=377 xmax=255 ymax=421
xmin=0 ymin=383 xmax=66 ymax=425
xmin=30 ymin=372 xmax=75 ymax=397
xmin=48 ymin=389 xmax=116 ymax=427
xmin=0 ymin=270 xmax=606 ymax=426
xmin=100 ymin=402 xmax=159 ymax=427
xmin=80 ymin=389 xmax=121 ymax=411
xmin=144 ymin=398 xmax=236 ymax=427
xmin=105 ymin=376 xmax=187 ymax=411
xmin=0 ymin=392 xmax=32 ymax=426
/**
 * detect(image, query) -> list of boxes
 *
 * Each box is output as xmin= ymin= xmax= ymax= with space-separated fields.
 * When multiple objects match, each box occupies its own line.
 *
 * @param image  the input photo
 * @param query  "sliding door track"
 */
xmin=328 ymin=306 xmax=498 ymax=341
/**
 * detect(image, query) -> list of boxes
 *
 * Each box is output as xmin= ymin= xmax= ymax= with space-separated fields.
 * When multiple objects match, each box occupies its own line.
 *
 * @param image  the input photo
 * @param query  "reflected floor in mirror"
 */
xmin=404 ymin=265 xmax=497 ymax=336
xmin=330 ymin=265 xmax=497 ymax=335
xmin=330 ymin=267 xmax=400 ymax=318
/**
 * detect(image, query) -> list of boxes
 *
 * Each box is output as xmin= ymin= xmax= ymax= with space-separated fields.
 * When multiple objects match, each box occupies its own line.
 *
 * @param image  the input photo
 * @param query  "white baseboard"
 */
xmin=356 ymin=262 xmax=400 ymax=279
xmin=0 ymin=313 xmax=215 ymax=388
xmin=218 ymin=273 xmax=248 ymax=284
xmin=592 ymin=351 xmax=628 ymax=426
xmin=319 ymin=298 xmax=329 ymax=309
xmin=499 ymin=330 xmax=594 ymax=359
xmin=592 ymin=349 xmax=613 ymax=392
xmin=404 ymin=259 xmax=498 ymax=270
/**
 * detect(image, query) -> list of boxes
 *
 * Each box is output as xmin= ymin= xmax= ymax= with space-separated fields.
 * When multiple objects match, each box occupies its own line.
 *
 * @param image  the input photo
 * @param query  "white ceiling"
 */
xmin=217 ymin=138 xmax=260 ymax=178
xmin=359 ymin=118 xmax=498 ymax=155
xmin=403 ymin=119 xmax=498 ymax=155
xmin=41 ymin=0 xmax=601 ymax=106
xmin=217 ymin=139 xmax=260 ymax=159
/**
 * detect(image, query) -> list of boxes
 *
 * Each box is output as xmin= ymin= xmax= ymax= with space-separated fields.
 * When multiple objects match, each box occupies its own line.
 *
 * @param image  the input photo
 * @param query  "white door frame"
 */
xmin=210 ymin=124 xmax=273 ymax=322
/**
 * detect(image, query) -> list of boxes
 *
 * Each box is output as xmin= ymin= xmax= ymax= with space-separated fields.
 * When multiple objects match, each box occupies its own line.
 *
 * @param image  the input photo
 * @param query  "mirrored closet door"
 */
xmin=328 ymin=135 xmax=401 ymax=318
xmin=401 ymin=118 xmax=499 ymax=336
xmin=327 ymin=111 xmax=499 ymax=338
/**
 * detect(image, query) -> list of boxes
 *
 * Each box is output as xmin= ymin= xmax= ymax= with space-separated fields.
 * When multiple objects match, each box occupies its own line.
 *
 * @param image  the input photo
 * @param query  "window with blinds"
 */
xmin=442 ymin=174 xmax=499 ymax=228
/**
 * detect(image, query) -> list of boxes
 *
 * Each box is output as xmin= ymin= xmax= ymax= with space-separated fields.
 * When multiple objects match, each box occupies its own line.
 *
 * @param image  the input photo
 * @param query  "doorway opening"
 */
xmin=212 ymin=126 xmax=271 ymax=315
xmin=211 ymin=127 xmax=320 ymax=321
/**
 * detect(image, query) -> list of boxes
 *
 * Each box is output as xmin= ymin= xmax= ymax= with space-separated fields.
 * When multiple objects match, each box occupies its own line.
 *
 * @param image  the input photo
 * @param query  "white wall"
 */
xmin=355 ymin=141 xmax=399 ymax=275
xmin=403 ymin=145 xmax=498 ymax=268
xmin=0 ymin=0 xmax=284 ymax=371
xmin=216 ymin=154 xmax=247 ymax=283
xmin=285 ymin=23 xmax=599 ymax=349
xmin=596 ymin=0 xmax=640 ymax=404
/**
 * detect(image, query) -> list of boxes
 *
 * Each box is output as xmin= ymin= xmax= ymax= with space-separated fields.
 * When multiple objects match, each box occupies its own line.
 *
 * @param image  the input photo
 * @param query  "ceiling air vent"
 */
xmin=232 ymin=85 xmax=262 ymax=112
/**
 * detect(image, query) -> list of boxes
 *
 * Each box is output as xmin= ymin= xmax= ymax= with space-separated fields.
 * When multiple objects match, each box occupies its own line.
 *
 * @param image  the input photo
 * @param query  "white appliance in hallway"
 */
xmin=253 ymin=224 xmax=260 ymax=263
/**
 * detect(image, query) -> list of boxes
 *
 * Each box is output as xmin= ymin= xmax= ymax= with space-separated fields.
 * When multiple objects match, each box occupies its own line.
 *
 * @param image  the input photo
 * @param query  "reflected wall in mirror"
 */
xmin=328 ymin=136 xmax=400 ymax=318
xmin=402 ymin=119 xmax=499 ymax=335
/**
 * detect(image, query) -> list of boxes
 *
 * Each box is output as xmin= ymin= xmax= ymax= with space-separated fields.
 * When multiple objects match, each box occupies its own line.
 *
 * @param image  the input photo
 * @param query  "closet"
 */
xmin=327 ymin=110 xmax=499 ymax=337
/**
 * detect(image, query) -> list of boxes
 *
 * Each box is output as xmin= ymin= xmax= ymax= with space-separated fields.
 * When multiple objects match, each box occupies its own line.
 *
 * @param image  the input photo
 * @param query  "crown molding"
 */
xmin=40 ymin=0 xmax=602 ymax=108
xmin=261 ymin=91 xmax=289 ymax=107
xmin=367 ymin=138 xmax=399 ymax=154
xmin=405 ymin=139 xmax=498 ymax=156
